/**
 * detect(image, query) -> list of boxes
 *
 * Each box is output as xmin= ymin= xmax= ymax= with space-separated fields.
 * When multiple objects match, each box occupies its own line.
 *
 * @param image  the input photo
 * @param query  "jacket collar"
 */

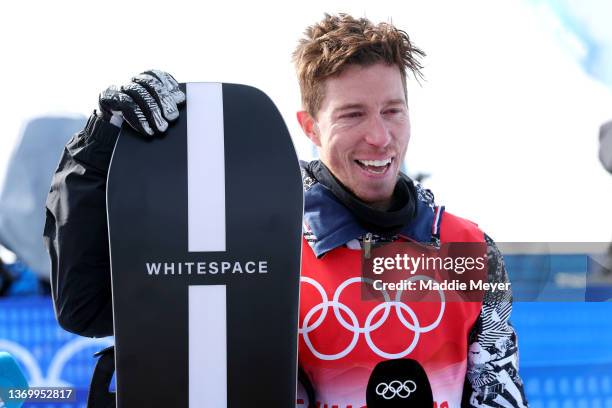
xmin=301 ymin=161 xmax=439 ymax=257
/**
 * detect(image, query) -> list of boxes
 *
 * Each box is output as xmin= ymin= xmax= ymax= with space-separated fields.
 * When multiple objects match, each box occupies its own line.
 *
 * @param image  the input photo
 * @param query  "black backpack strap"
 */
xmin=87 ymin=345 xmax=116 ymax=408
xmin=298 ymin=365 xmax=316 ymax=408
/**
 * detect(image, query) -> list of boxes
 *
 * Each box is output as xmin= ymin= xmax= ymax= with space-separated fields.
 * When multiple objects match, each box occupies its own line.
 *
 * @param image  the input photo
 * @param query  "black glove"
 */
xmin=98 ymin=69 xmax=186 ymax=137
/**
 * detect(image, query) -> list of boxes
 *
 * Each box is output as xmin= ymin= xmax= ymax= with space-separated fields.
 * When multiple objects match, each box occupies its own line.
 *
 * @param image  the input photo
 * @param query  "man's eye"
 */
xmin=384 ymin=108 xmax=402 ymax=115
xmin=341 ymin=112 xmax=363 ymax=118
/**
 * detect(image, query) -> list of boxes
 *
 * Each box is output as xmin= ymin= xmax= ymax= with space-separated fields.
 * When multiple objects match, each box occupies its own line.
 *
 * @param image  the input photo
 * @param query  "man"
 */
xmin=44 ymin=13 xmax=528 ymax=407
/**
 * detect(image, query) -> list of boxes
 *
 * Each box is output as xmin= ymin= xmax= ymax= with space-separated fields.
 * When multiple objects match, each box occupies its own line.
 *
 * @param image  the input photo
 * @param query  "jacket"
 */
xmin=298 ymin=163 xmax=528 ymax=407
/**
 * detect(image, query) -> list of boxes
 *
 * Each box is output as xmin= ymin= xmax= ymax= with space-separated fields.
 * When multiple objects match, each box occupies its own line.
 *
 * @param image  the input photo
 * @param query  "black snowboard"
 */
xmin=107 ymin=83 xmax=303 ymax=407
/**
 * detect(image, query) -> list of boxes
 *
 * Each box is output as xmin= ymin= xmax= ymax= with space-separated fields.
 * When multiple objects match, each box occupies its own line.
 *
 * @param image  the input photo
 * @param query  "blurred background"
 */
xmin=0 ymin=0 xmax=611 ymax=406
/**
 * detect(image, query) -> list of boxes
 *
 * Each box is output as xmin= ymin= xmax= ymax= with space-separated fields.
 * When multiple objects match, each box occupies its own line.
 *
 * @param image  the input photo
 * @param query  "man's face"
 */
xmin=298 ymin=63 xmax=411 ymax=209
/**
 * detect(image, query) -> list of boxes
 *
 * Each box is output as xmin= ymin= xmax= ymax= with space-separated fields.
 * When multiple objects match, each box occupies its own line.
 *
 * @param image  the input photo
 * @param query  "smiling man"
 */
xmin=292 ymin=14 xmax=528 ymax=408
xmin=297 ymin=63 xmax=409 ymax=209
xmin=44 ymin=12 xmax=528 ymax=408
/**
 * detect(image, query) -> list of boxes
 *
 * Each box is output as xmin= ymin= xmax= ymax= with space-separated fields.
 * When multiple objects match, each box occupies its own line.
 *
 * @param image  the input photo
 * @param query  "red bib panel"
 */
xmin=297 ymin=211 xmax=484 ymax=408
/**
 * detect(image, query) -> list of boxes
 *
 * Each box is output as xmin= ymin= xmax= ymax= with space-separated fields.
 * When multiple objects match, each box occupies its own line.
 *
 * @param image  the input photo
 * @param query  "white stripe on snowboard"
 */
xmin=189 ymin=285 xmax=227 ymax=407
xmin=187 ymin=82 xmax=226 ymax=252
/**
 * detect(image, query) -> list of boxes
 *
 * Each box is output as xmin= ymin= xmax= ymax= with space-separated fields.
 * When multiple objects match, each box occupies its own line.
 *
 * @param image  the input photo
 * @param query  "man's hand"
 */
xmin=98 ymin=70 xmax=186 ymax=137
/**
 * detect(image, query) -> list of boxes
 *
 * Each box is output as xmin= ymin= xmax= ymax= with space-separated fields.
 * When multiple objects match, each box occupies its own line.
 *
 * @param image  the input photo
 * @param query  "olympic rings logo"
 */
xmin=299 ymin=276 xmax=445 ymax=360
xmin=376 ymin=380 xmax=417 ymax=399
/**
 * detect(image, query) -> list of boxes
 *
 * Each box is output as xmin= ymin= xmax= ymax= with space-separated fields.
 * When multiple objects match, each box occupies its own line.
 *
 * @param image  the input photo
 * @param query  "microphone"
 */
xmin=0 ymin=352 xmax=28 ymax=408
xmin=366 ymin=359 xmax=433 ymax=407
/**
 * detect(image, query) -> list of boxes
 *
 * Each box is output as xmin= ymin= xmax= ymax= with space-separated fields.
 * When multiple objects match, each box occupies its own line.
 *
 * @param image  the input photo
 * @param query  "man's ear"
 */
xmin=296 ymin=110 xmax=321 ymax=147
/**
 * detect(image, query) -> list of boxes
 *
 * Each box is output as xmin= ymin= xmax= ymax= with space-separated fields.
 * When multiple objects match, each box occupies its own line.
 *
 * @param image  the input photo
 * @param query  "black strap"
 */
xmin=298 ymin=365 xmax=317 ymax=408
xmin=87 ymin=346 xmax=116 ymax=408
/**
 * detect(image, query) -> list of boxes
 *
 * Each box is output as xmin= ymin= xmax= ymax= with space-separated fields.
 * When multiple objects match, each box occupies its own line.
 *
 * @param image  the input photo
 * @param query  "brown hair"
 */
xmin=293 ymin=13 xmax=425 ymax=118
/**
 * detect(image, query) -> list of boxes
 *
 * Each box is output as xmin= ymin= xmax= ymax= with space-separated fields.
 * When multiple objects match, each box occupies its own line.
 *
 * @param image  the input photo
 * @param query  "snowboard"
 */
xmin=106 ymin=83 xmax=303 ymax=407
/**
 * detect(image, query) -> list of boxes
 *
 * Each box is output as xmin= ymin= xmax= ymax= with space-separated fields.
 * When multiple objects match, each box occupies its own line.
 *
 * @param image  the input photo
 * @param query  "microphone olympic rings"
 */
xmin=376 ymin=380 xmax=418 ymax=399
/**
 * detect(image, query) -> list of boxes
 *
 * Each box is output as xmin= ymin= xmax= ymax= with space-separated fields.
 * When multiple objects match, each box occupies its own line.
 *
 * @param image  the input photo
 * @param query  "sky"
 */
xmin=0 ymin=0 xmax=611 ymax=243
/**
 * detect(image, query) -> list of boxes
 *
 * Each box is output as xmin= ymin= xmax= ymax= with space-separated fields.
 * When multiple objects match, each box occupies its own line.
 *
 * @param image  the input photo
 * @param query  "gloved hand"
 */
xmin=98 ymin=69 xmax=186 ymax=137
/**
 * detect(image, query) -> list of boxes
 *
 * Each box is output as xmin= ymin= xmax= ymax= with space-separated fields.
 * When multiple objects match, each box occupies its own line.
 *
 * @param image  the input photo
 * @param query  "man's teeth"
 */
xmin=357 ymin=158 xmax=392 ymax=167
xmin=355 ymin=158 xmax=392 ymax=174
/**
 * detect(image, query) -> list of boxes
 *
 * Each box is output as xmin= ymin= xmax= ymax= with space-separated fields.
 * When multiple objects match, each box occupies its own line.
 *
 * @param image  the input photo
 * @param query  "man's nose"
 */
xmin=364 ymin=115 xmax=391 ymax=147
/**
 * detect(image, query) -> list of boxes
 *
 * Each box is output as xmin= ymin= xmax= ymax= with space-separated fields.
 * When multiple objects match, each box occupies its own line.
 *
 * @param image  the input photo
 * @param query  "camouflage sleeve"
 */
xmin=462 ymin=234 xmax=529 ymax=407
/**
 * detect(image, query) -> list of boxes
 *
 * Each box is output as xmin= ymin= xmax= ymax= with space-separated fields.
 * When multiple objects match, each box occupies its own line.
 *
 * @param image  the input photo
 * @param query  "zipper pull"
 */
xmin=363 ymin=232 xmax=373 ymax=259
